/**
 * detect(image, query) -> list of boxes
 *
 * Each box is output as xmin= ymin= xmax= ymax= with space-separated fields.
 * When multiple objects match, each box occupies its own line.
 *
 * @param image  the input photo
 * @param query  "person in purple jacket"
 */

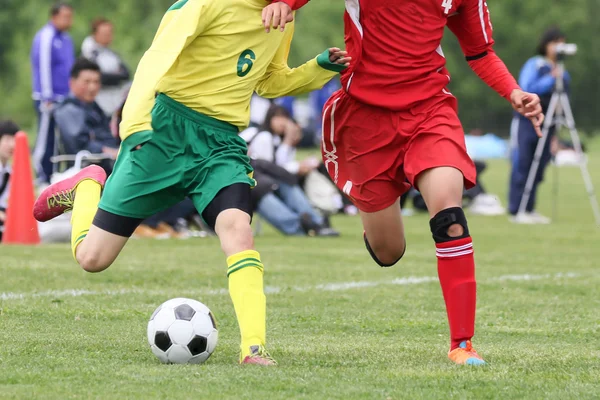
xmin=30 ymin=2 xmax=75 ymax=184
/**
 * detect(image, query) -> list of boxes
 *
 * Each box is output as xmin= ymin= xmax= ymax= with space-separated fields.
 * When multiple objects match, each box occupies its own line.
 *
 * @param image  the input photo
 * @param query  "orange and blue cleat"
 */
xmin=240 ymin=345 xmax=277 ymax=366
xmin=448 ymin=340 xmax=486 ymax=366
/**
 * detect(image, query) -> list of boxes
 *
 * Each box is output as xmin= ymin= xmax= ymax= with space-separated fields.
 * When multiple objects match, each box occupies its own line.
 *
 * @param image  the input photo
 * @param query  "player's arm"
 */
xmin=262 ymin=0 xmax=310 ymax=32
xmin=446 ymin=1 xmax=519 ymax=100
xmin=119 ymin=0 xmax=211 ymax=144
xmin=255 ymin=24 xmax=349 ymax=98
xmin=447 ymin=0 xmax=543 ymax=136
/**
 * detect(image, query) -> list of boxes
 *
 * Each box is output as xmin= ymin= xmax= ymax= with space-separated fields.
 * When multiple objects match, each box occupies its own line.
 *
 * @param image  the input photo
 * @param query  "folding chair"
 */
xmin=49 ymin=123 xmax=113 ymax=182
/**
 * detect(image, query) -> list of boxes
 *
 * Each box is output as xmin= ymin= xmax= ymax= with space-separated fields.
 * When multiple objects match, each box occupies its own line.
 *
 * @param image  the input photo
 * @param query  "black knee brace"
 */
xmin=363 ymin=233 xmax=406 ymax=268
xmin=429 ymin=207 xmax=470 ymax=243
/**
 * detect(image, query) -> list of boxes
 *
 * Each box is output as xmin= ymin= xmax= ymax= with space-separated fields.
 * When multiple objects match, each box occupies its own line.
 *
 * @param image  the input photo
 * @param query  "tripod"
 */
xmin=517 ymin=59 xmax=600 ymax=226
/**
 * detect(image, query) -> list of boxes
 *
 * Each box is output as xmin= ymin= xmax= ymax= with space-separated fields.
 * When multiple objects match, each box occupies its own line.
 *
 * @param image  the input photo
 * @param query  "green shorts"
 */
xmin=98 ymin=94 xmax=256 ymax=219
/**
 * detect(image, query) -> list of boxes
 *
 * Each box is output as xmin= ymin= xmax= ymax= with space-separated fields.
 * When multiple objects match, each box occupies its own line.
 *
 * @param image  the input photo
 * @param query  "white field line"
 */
xmin=0 ymin=273 xmax=580 ymax=302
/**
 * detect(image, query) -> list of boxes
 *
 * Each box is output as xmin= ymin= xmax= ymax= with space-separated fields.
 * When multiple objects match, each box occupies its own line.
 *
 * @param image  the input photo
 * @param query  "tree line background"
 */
xmin=1 ymin=0 xmax=599 ymax=136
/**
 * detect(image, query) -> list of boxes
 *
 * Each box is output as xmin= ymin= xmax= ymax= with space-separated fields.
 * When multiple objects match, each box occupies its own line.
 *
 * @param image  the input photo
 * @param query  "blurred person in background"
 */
xmin=53 ymin=58 xmax=119 ymax=173
xmin=31 ymin=2 xmax=75 ymax=185
xmin=245 ymin=105 xmax=319 ymax=178
xmin=249 ymin=158 xmax=339 ymax=237
xmin=0 ymin=120 xmax=18 ymax=242
xmin=508 ymin=27 xmax=570 ymax=224
xmin=243 ymin=105 xmax=354 ymax=215
xmin=81 ymin=17 xmax=131 ymax=117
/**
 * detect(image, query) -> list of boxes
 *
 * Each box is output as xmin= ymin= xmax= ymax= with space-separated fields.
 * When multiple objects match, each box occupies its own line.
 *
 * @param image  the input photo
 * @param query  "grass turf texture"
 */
xmin=1 ymin=140 xmax=600 ymax=399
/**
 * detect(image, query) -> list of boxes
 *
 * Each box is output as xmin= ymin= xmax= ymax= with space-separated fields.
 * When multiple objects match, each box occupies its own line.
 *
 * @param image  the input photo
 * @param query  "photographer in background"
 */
xmin=508 ymin=27 xmax=571 ymax=224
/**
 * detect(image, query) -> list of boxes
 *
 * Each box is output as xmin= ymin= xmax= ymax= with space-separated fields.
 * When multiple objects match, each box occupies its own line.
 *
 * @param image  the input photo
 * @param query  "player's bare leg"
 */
xmin=417 ymin=166 xmax=485 ymax=366
xmin=33 ymin=165 xmax=128 ymax=272
xmin=211 ymin=196 xmax=275 ymax=366
xmin=74 ymin=226 xmax=128 ymax=272
xmin=360 ymin=201 xmax=407 ymax=267
xmin=215 ymin=209 xmax=255 ymax=257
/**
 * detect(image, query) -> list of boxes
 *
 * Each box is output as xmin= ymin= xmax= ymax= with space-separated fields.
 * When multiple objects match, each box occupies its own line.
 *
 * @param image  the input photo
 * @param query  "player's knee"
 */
xmin=216 ymin=212 xmax=254 ymax=255
xmin=429 ymin=207 xmax=470 ymax=243
xmin=364 ymin=234 xmax=406 ymax=267
xmin=77 ymin=250 xmax=110 ymax=273
xmin=446 ymin=223 xmax=464 ymax=237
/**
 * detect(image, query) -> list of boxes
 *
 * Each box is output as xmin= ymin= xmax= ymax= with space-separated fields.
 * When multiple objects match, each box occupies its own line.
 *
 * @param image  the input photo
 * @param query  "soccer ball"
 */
xmin=147 ymin=298 xmax=218 ymax=364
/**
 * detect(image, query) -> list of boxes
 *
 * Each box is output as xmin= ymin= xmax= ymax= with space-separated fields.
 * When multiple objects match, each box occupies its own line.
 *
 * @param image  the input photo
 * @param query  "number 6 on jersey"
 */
xmin=441 ymin=0 xmax=452 ymax=14
xmin=237 ymin=49 xmax=256 ymax=77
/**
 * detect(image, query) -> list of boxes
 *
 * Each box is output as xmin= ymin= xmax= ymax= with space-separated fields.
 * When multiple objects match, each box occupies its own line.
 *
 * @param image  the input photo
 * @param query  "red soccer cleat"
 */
xmin=240 ymin=345 xmax=277 ymax=366
xmin=33 ymin=165 xmax=106 ymax=222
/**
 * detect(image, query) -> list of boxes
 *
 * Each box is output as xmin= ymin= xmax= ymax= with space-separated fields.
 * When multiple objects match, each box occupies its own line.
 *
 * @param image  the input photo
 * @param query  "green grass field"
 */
xmin=1 ymin=141 xmax=600 ymax=399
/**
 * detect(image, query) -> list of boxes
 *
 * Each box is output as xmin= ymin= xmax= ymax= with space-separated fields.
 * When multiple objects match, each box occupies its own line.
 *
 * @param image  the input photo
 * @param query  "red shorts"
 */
xmin=321 ymin=89 xmax=476 ymax=213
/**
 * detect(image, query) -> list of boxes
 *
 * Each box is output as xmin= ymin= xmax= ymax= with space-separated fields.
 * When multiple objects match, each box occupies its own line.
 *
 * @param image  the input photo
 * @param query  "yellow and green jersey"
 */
xmin=120 ymin=0 xmax=338 ymax=139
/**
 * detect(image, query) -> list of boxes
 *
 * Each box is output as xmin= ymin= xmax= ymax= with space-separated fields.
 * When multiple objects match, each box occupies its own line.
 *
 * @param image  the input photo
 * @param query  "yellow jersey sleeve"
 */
xmin=119 ymin=0 xmax=214 ymax=140
xmin=255 ymin=23 xmax=338 ymax=99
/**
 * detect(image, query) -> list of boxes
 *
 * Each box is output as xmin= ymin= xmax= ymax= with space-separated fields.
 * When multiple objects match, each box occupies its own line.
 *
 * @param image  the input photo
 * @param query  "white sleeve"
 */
xmin=275 ymin=143 xmax=299 ymax=174
xmin=81 ymin=36 xmax=96 ymax=60
xmin=39 ymin=28 xmax=54 ymax=100
xmin=247 ymin=131 xmax=275 ymax=163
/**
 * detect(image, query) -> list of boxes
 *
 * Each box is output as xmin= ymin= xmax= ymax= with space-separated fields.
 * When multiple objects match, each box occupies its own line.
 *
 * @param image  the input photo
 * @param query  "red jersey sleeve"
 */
xmin=273 ymin=0 xmax=310 ymax=10
xmin=447 ymin=0 xmax=520 ymax=100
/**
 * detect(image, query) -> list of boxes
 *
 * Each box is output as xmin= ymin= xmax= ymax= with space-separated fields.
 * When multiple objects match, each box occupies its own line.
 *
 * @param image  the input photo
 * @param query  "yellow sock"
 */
xmin=227 ymin=250 xmax=266 ymax=360
xmin=70 ymin=180 xmax=101 ymax=259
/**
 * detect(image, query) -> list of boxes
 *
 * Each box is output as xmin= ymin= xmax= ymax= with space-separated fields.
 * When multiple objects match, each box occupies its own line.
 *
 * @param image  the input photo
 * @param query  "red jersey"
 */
xmin=276 ymin=0 xmax=519 ymax=110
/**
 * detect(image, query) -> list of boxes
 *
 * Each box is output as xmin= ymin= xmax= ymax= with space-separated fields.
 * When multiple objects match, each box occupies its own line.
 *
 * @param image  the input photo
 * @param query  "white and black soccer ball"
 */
xmin=147 ymin=298 xmax=218 ymax=364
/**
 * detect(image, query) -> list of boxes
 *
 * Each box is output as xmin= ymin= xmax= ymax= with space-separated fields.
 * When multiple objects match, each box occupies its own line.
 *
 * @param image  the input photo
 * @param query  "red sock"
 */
xmin=436 ymin=236 xmax=476 ymax=350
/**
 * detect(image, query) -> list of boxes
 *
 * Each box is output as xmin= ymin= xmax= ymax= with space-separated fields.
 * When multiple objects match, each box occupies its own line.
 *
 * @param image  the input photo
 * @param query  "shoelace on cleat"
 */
xmin=47 ymin=189 xmax=75 ymax=210
xmin=250 ymin=346 xmax=277 ymax=364
xmin=462 ymin=341 xmax=481 ymax=359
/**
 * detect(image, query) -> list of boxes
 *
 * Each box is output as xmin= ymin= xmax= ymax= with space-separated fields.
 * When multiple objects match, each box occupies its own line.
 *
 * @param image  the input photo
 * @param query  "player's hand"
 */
xmin=510 ymin=89 xmax=545 ymax=138
xmin=262 ymin=2 xmax=294 ymax=33
xmin=328 ymin=47 xmax=352 ymax=68
xmin=0 ymin=210 xmax=5 ymax=222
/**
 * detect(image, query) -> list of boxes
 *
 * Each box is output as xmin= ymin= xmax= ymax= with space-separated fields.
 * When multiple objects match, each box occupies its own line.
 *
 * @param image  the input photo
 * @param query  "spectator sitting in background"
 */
xmin=81 ymin=17 xmax=130 ymax=117
xmin=242 ymin=105 xmax=354 ymax=215
xmin=53 ymin=57 xmax=119 ymax=174
xmin=0 ymin=120 xmax=18 ymax=242
xmin=250 ymin=158 xmax=339 ymax=237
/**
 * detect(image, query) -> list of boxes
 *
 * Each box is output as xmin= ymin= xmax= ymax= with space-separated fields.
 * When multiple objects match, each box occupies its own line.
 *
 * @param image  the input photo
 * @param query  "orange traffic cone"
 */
xmin=2 ymin=131 xmax=40 ymax=245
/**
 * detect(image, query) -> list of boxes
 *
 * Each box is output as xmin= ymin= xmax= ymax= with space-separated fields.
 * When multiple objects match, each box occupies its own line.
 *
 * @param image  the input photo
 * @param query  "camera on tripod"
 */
xmin=555 ymin=43 xmax=577 ymax=57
